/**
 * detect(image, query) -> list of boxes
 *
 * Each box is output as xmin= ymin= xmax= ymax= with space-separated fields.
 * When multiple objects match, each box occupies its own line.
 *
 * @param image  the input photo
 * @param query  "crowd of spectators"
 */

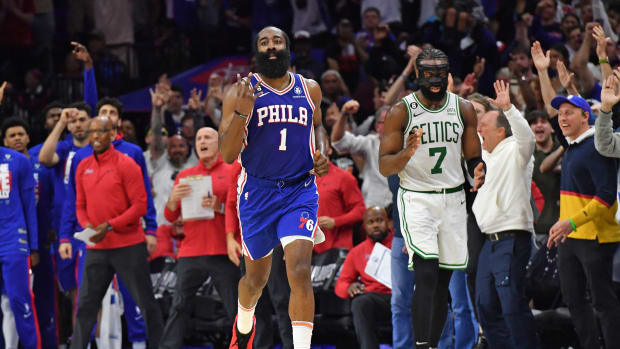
xmin=2 ymin=0 xmax=620 ymax=348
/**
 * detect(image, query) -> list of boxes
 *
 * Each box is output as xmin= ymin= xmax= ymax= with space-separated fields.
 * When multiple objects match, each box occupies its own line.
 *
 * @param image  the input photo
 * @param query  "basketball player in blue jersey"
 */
xmin=219 ymin=26 xmax=329 ymax=349
xmin=379 ymin=48 xmax=485 ymax=349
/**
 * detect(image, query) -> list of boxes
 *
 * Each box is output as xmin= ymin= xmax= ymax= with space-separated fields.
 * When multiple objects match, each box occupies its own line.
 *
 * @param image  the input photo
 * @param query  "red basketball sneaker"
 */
xmin=229 ymin=315 xmax=255 ymax=349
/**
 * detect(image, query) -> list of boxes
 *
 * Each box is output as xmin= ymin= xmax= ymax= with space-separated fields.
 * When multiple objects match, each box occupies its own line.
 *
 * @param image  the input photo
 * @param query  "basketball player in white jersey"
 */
xmin=379 ymin=48 xmax=485 ymax=349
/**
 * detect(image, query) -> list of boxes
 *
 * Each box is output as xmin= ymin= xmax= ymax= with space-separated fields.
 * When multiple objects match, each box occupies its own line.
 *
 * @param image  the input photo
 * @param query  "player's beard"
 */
xmin=419 ymin=78 xmax=448 ymax=102
xmin=256 ymin=49 xmax=291 ymax=79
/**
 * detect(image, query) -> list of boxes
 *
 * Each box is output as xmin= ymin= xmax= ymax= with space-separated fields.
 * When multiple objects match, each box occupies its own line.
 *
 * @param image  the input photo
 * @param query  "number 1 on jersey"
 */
xmin=279 ymin=128 xmax=287 ymax=151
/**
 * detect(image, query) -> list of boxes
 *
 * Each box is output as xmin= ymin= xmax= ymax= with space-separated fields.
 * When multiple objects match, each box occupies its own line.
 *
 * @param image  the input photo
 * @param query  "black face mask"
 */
xmin=256 ymin=48 xmax=291 ymax=79
xmin=417 ymin=63 xmax=449 ymax=101
xmin=368 ymin=229 xmax=389 ymax=243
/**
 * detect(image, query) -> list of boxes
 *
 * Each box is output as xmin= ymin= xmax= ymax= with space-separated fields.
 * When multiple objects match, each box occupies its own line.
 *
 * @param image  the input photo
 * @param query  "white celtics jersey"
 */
xmin=399 ymin=91 xmax=465 ymax=191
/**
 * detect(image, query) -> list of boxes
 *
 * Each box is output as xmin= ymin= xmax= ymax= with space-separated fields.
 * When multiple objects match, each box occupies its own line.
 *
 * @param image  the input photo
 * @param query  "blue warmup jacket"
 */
xmin=0 ymin=147 xmax=38 ymax=255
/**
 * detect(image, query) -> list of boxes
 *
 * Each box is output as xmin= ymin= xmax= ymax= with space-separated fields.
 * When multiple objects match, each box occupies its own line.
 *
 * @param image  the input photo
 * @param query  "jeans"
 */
xmin=438 ymin=270 xmax=477 ymax=349
xmin=390 ymin=237 xmax=415 ymax=349
xmin=475 ymin=234 xmax=540 ymax=349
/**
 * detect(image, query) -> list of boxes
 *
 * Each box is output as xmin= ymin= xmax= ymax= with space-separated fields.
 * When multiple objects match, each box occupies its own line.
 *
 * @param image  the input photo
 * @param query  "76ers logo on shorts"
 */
xmin=298 ymin=212 xmax=314 ymax=231
xmin=0 ymin=164 xmax=11 ymax=199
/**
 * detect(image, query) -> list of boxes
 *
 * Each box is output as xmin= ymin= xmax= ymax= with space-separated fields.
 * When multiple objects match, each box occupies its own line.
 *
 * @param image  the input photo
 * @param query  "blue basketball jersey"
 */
xmin=240 ymin=72 xmax=316 ymax=180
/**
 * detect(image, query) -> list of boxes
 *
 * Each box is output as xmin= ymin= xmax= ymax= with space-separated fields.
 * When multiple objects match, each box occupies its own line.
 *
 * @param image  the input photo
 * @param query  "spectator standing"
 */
xmin=472 ymin=81 xmax=541 ymax=348
xmin=547 ymin=90 xmax=620 ymax=348
xmin=335 ymin=206 xmax=392 ymax=349
xmin=149 ymin=85 xmax=198 ymax=226
xmin=527 ymin=110 xmax=561 ymax=237
xmin=159 ymin=127 xmax=240 ymax=348
xmin=331 ymin=99 xmax=391 ymax=208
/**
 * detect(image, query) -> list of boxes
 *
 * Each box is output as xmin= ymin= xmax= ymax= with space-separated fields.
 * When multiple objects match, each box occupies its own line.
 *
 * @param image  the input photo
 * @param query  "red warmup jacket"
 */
xmin=225 ymin=161 xmax=242 ymax=236
xmin=314 ymin=161 xmax=366 ymax=254
xmin=164 ymin=156 xmax=235 ymax=257
xmin=75 ymin=145 xmax=147 ymax=250
xmin=334 ymin=231 xmax=393 ymax=299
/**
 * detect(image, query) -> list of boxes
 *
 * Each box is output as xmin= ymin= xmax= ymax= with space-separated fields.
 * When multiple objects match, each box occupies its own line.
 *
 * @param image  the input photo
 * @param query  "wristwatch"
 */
xmin=106 ymin=222 xmax=113 ymax=232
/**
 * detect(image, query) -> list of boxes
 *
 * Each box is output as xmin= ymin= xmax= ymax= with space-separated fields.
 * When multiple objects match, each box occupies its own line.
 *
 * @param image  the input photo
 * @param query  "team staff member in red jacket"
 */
xmin=335 ymin=206 xmax=392 ymax=349
xmin=315 ymin=140 xmax=366 ymax=253
xmin=159 ymin=127 xmax=241 ymax=349
xmin=72 ymin=117 xmax=164 ymax=349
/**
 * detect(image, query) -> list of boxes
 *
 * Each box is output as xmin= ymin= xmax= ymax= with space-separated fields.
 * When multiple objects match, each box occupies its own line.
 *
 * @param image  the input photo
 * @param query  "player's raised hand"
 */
xmin=0 ymin=81 xmax=6 ymax=105
xmin=59 ymin=107 xmax=79 ymax=127
xmin=487 ymin=80 xmax=511 ymax=111
xmin=312 ymin=150 xmax=329 ymax=177
xmin=404 ymin=128 xmax=423 ymax=158
xmin=71 ymin=41 xmax=93 ymax=70
xmin=470 ymin=163 xmax=485 ymax=192
xmin=234 ymin=72 xmax=260 ymax=116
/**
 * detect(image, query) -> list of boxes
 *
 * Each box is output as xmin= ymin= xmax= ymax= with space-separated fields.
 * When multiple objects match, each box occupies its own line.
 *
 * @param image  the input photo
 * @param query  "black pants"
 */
xmin=558 ymin=238 xmax=620 ymax=349
xmin=244 ymin=245 xmax=293 ymax=349
xmin=351 ymin=292 xmax=391 ymax=349
xmin=70 ymin=243 xmax=163 ymax=349
xmin=465 ymin=212 xmax=484 ymax=317
xmin=159 ymin=255 xmax=241 ymax=349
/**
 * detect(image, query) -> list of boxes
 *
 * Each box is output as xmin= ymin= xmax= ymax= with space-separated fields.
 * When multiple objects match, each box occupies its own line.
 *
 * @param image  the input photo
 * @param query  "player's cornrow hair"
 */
xmin=415 ymin=48 xmax=448 ymax=67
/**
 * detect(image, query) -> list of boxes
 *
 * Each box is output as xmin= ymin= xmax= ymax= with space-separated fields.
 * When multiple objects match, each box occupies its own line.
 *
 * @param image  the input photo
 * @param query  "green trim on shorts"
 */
xmin=399 ymin=184 xmax=464 ymax=194
xmin=438 ymin=256 xmax=468 ymax=270
xmin=399 ymin=189 xmax=439 ymax=271
xmin=398 ymin=189 xmax=416 ymax=253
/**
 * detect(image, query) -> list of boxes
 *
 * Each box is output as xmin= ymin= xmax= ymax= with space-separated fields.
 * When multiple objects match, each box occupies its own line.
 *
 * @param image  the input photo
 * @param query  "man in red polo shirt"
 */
xmin=159 ymin=127 xmax=240 ymax=349
xmin=315 ymin=141 xmax=366 ymax=254
xmin=335 ymin=206 xmax=392 ymax=349
xmin=72 ymin=116 xmax=163 ymax=349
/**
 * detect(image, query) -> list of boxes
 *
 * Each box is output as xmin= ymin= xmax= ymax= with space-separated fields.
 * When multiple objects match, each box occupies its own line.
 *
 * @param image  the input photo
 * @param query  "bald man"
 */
xmin=71 ymin=117 xmax=164 ymax=349
xmin=334 ymin=207 xmax=393 ymax=349
xmin=159 ymin=127 xmax=240 ymax=348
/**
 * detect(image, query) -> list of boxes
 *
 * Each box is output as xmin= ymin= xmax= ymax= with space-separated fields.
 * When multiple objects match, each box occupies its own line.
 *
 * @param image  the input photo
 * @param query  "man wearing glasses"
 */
xmin=70 ymin=116 xmax=163 ymax=349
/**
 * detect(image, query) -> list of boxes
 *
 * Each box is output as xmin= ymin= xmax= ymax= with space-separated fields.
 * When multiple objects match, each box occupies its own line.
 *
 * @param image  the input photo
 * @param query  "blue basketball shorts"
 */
xmin=237 ymin=171 xmax=321 ymax=260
